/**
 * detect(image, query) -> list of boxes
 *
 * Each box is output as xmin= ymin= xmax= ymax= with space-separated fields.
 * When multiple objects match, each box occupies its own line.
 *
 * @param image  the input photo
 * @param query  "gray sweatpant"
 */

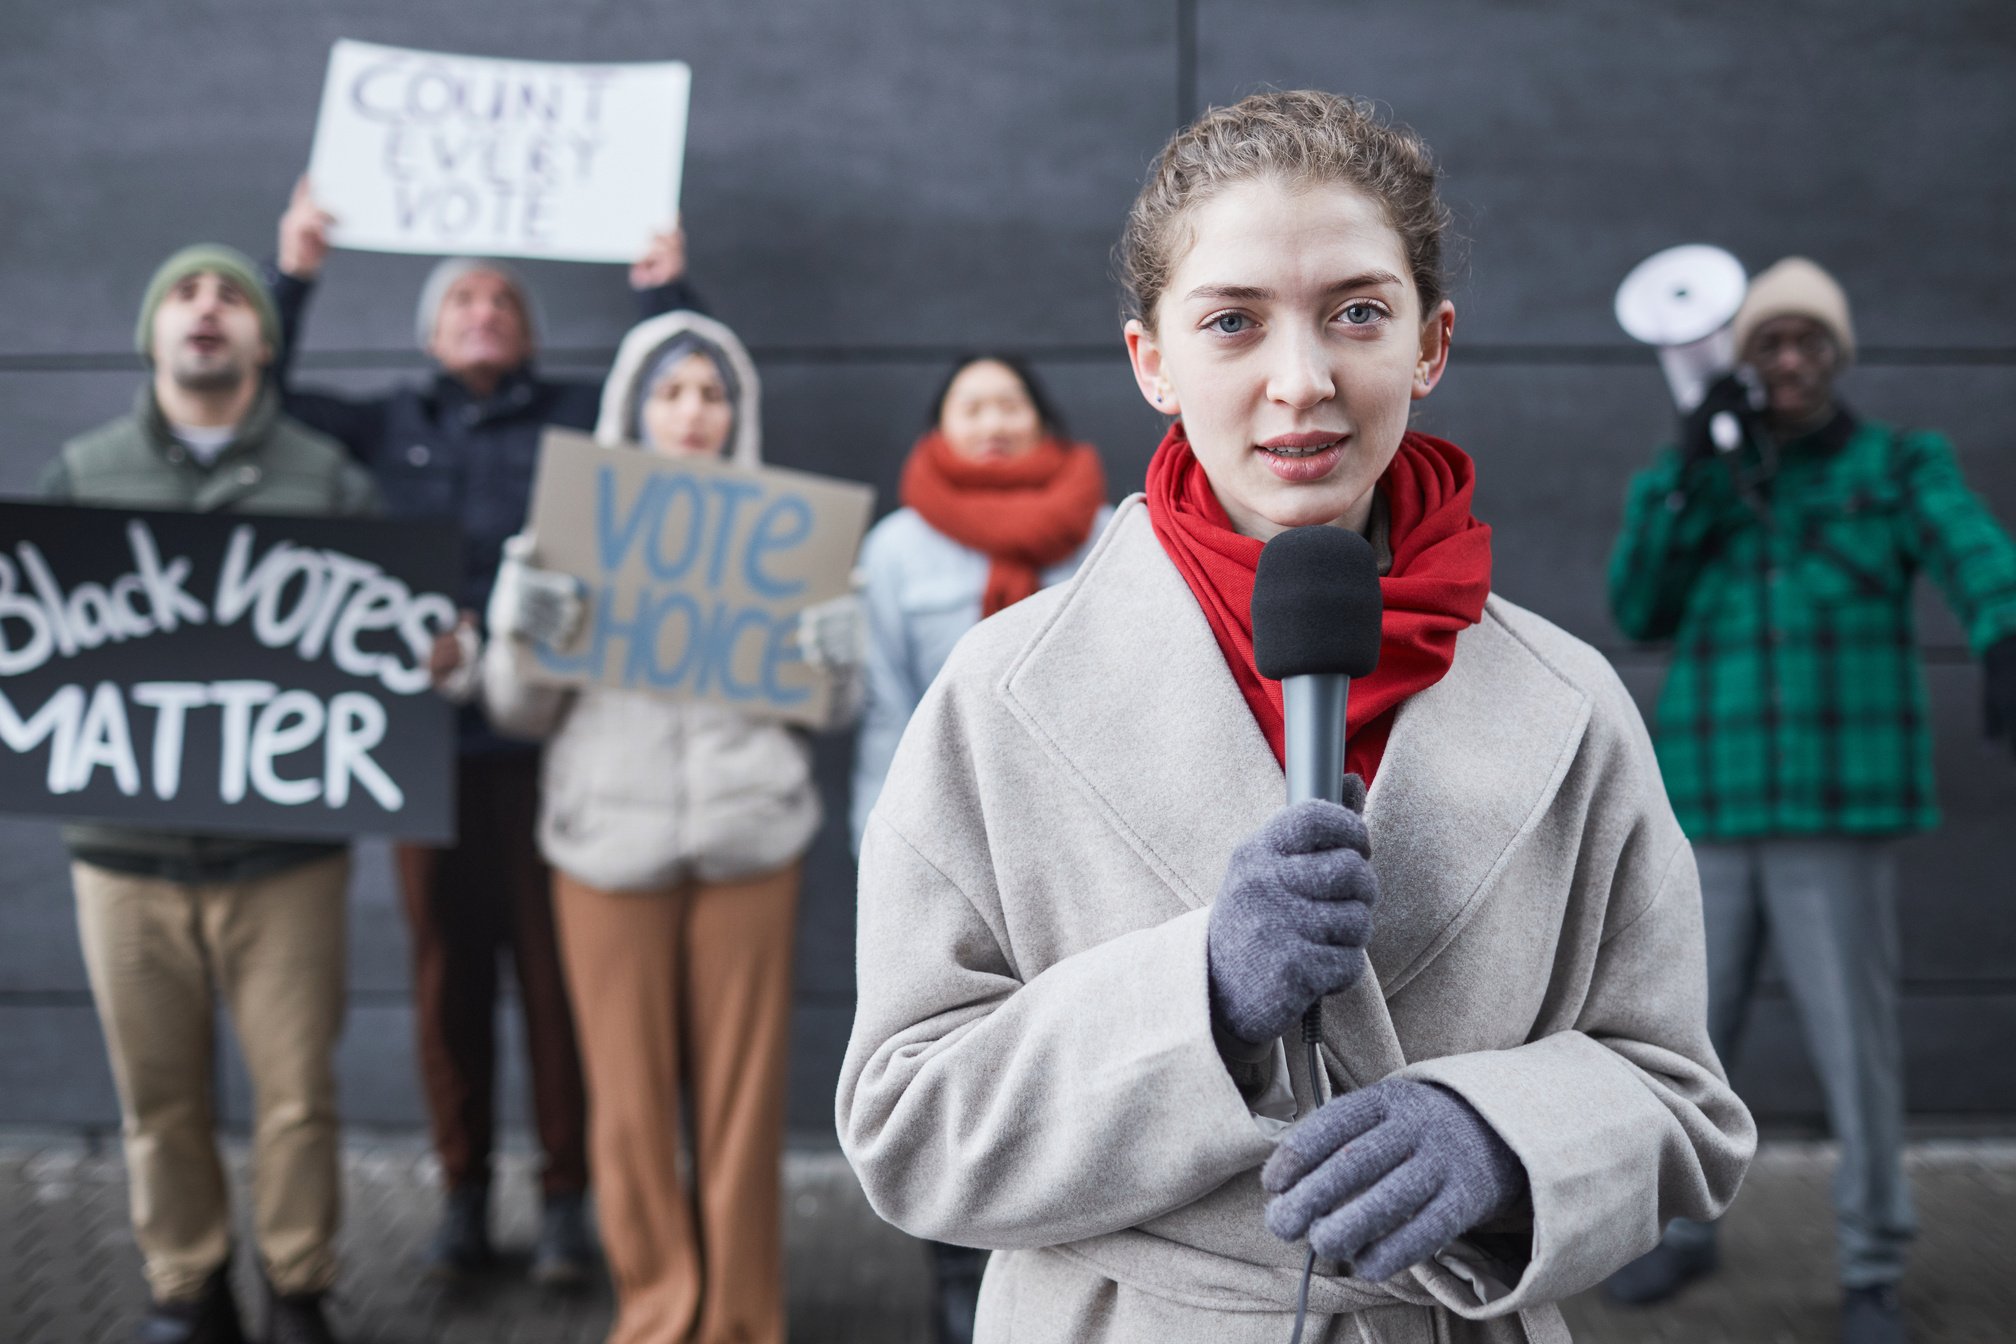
xmin=1665 ymin=838 xmax=1916 ymax=1287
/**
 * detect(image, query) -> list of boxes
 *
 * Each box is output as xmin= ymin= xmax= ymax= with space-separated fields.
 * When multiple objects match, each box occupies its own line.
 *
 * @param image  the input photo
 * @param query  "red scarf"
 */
xmin=901 ymin=431 xmax=1108 ymax=617
xmin=1145 ymin=422 xmax=1493 ymax=783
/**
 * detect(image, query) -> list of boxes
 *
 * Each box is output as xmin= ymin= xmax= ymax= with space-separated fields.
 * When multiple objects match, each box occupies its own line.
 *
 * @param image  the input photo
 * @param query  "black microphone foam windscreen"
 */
xmin=1251 ymin=526 xmax=1384 ymax=680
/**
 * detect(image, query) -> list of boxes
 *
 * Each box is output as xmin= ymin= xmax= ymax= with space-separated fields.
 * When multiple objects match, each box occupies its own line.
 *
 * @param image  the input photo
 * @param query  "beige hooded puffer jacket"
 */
xmin=481 ymin=310 xmax=820 ymax=891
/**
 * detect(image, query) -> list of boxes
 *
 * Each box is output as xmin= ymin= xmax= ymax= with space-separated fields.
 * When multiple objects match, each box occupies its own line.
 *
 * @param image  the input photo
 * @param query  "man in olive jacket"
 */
xmin=39 ymin=244 xmax=377 ymax=1344
xmin=1605 ymin=257 xmax=2016 ymax=1344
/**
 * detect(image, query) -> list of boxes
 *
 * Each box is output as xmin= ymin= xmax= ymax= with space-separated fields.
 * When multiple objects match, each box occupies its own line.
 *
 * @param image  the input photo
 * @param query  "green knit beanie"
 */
xmin=134 ymin=244 xmax=280 ymax=362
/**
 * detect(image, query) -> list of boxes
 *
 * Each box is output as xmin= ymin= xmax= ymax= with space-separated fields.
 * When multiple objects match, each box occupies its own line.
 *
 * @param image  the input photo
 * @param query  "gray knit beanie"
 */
xmin=414 ymin=257 xmax=544 ymax=353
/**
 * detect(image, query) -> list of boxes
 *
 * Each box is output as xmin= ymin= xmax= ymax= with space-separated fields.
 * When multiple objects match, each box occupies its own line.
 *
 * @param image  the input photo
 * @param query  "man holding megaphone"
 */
xmin=1607 ymin=257 xmax=2016 ymax=1344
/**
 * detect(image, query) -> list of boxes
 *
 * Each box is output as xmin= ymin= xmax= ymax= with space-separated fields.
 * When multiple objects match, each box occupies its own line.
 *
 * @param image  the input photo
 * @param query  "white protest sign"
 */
xmin=306 ymin=40 xmax=691 ymax=263
xmin=518 ymin=431 xmax=874 ymax=726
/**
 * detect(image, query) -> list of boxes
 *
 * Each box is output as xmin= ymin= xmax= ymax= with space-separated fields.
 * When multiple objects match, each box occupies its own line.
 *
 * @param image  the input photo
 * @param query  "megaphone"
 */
xmin=1615 ymin=245 xmax=1750 ymax=449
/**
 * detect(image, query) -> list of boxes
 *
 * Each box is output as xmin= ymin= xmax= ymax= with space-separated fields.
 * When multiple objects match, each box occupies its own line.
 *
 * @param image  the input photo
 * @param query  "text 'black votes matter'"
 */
xmin=0 ymin=505 xmax=462 ymax=841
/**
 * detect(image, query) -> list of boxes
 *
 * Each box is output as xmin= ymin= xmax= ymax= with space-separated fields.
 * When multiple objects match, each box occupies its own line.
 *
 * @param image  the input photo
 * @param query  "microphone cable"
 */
xmin=1287 ymin=1002 xmax=1332 ymax=1344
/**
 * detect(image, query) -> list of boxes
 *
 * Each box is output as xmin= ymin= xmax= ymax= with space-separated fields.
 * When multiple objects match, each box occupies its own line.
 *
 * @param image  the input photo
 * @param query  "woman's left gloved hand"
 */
xmin=1262 ymin=1076 xmax=1526 ymax=1283
xmin=795 ymin=588 xmax=868 ymax=728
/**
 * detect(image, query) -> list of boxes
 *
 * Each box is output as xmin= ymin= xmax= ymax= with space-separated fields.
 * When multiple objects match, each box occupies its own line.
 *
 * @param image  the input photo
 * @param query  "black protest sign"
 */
xmin=0 ymin=503 xmax=460 ymax=841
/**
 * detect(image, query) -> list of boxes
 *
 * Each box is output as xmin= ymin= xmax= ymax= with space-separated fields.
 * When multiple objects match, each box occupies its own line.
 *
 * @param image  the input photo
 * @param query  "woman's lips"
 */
xmin=1255 ymin=434 xmax=1347 ymax=482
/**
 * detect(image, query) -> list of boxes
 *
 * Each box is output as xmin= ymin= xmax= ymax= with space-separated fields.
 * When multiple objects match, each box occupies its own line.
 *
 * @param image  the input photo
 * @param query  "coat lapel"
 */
xmin=998 ymin=503 xmax=1590 ymax=1086
xmin=997 ymin=501 xmax=1279 ymax=916
xmin=1363 ymin=602 xmax=1593 ymax=1000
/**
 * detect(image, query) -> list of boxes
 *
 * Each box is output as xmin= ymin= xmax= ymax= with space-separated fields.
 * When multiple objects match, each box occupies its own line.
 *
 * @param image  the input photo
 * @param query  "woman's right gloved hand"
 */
xmin=1206 ymin=782 xmax=1379 ymax=1049
xmin=485 ymin=533 xmax=588 ymax=650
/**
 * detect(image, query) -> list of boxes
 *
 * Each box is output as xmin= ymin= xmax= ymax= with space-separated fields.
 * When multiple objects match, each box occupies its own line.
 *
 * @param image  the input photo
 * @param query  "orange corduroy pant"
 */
xmin=553 ymin=863 xmax=800 ymax=1344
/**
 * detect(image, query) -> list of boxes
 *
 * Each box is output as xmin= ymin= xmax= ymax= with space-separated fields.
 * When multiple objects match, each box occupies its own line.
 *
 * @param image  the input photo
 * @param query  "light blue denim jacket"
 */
xmin=849 ymin=504 xmax=1112 ymax=850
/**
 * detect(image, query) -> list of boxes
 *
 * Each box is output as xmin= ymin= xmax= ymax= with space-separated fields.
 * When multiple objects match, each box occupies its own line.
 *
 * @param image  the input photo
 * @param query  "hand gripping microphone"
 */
xmin=1252 ymin=526 xmax=1382 ymax=1342
xmin=1251 ymin=524 xmax=1383 ymax=1083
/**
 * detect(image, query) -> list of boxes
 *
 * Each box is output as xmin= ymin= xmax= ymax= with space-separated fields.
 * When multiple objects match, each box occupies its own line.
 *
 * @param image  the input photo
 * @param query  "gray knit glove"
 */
xmin=1262 ymin=1076 xmax=1526 ymax=1282
xmin=1207 ymin=783 xmax=1376 ymax=1049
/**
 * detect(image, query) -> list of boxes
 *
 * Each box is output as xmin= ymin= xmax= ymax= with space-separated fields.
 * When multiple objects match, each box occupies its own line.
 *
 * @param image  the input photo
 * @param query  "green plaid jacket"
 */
xmin=1609 ymin=411 xmax=2016 ymax=840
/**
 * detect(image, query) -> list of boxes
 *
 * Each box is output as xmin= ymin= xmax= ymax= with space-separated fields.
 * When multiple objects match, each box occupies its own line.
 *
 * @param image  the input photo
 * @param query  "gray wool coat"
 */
xmin=836 ymin=500 xmax=1755 ymax=1344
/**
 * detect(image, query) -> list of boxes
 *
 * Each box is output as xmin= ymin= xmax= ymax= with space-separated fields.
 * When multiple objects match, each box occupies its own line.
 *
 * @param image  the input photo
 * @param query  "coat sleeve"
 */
xmin=1892 ymin=430 xmax=2016 ymax=652
xmin=35 ymin=452 xmax=71 ymax=500
xmin=848 ymin=527 xmax=922 ymax=854
xmin=1606 ymin=446 xmax=1747 ymax=642
xmin=262 ymin=265 xmax=390 ymax=463
xmin=477 ymin=632 xmax=573 ymax=741
xmin=634 ymin=275 xmax=709 ymax=320
xmin=1396 ymin=808 xmax=1755 ymax=1314
xmin=836 ymin=687 xmax=1282 ymax=1250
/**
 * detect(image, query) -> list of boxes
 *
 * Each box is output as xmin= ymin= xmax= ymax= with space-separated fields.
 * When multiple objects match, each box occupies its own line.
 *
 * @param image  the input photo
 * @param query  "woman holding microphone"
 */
xmin=837 ymin=91 xmax=1753 ymax=1343
xmin=484 ymin=308 xmax=854 ymax=1344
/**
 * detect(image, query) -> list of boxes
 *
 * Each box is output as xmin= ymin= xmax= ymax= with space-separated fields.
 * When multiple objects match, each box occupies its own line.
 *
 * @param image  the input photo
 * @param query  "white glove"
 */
xmin=795 ymin=587 xmax=867 ymax=730
xmin=486 ymin=533 xmax=587 ymax=650
xmin=435 ymin=619 xmax=484 ymax=705
xmin=794 ymin=589 xmax=867 ymax=672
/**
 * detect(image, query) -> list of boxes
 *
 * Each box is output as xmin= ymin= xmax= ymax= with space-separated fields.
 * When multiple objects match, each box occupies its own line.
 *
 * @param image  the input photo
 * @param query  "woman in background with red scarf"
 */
xmin=837 ymin=91 xmax=1751 ymax=1344
xmin=849 ymin=353 xmax=1108 ymax=1344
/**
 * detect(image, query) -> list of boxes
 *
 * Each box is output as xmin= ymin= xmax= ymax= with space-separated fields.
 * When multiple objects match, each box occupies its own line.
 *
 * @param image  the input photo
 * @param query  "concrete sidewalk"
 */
xmin=4 ymin=1135 xmax=2010 ymax=1343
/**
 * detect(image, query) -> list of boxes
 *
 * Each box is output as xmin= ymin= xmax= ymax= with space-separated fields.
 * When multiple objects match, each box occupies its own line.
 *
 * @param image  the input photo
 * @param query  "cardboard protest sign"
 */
xmin=518 ymin=430 xmax=874 ymax=726
xmin=0 ymin=503 xmax=461 ymax=841
xmin=306 ymin=39 xmax=691 ymax=263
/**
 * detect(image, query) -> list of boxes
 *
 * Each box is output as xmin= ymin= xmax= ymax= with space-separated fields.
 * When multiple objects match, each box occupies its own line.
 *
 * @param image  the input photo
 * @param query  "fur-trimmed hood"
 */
xmin=595 ymin=308 xmax=763 ymax=469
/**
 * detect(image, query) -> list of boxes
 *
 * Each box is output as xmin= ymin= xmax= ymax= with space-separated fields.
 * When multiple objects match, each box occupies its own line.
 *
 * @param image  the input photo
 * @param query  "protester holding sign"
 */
xmin=845 ymin=353 xmax=1108 ymax=1344
xmin=836 ymin=92 xmax=1756 ymax=1344
xmin=478 ymin=309 xmax=860 ymax=1344
xmin=264 ymin=185 xmax=705 ymax=1286
xmin=36 ymin=244 xmax=378 ymax=1344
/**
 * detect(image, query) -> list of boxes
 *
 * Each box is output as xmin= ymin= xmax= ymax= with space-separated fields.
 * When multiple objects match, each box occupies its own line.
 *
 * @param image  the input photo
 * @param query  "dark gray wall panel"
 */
xmin=0 ymin=818 xmax=73 ymax=992
xmin=1196 ymin=0 xmax=2016 ymax=348
xmin=0 ymin=1 xmax=1176 ymax=357
xmin=0 ymin=1007 xmax=120 ymax=1127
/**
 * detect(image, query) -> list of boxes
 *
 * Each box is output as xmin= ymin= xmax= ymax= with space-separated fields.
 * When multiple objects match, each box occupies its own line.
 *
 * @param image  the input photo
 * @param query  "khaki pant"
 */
xmin=73 ymin=854 xmax=348 ymax=1302
xmin=554 ymin=864 xmax=800 ymax=1344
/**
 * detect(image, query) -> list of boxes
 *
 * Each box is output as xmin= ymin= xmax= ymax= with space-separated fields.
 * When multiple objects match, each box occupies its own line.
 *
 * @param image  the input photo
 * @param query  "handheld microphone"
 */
xmin=1252 ymin=523 xmax=1383 ymax=1083
xmin=1252 ymin=526 xmax=1383 ymax=1340
xmin=1253 ymin=527 xmax=1384 ymax=813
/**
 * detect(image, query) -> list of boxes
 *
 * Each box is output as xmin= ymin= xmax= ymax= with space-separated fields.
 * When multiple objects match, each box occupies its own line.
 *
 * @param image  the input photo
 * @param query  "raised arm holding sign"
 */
xmin=304 ymin=40 xmax=691 ymax=263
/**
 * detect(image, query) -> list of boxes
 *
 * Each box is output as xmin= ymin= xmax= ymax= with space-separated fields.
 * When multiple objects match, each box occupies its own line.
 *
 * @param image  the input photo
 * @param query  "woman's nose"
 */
xmin=1267 ymin=335 xmax=1335 ymax=409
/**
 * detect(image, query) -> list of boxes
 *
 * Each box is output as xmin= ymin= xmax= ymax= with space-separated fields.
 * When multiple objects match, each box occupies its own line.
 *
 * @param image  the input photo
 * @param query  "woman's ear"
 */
xmin=1125 ymin=318 xmax=1179 ymax=415
xmin=1412 ymin=300 xmax=1455 ymax=401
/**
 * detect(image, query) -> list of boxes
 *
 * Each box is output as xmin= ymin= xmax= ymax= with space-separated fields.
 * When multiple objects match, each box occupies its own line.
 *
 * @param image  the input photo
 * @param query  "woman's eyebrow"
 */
xmin=1183 ymin=271 xmax=1406 ymax=304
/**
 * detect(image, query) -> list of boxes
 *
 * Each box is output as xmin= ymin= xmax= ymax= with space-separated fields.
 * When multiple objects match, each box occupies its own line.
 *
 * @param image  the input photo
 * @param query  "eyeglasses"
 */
xmin=1748 ymin=328 xmax=1836 ymax=364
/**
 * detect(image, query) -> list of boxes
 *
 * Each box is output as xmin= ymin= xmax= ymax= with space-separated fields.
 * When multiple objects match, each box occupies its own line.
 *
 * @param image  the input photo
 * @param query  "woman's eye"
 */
xmin=1340 ymin=302 xmax=1385 ymax=326
xmin=1207 ymin=312 xmax=1252 ymax=335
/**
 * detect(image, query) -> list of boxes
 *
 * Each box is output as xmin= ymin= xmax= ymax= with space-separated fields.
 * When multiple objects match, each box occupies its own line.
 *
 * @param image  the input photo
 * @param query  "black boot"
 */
xmin=423 ymin=1184 xmax=494 ymax=1280
xmin=927 ymin=1241 xmax=987 ymax=1344
xmin=1601 ymin=1237 xmax=1719 ymax=1306
xmin=133 ymin=1265 xmax=245 ymax=1344
xmin=264 ymin=1284 xmax=341 ymax=1344
xmin=1842 ymin=1285 xmax=1907 ymax=1344
xmin=530 ymin=1190 xmax=596 ymax=1289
